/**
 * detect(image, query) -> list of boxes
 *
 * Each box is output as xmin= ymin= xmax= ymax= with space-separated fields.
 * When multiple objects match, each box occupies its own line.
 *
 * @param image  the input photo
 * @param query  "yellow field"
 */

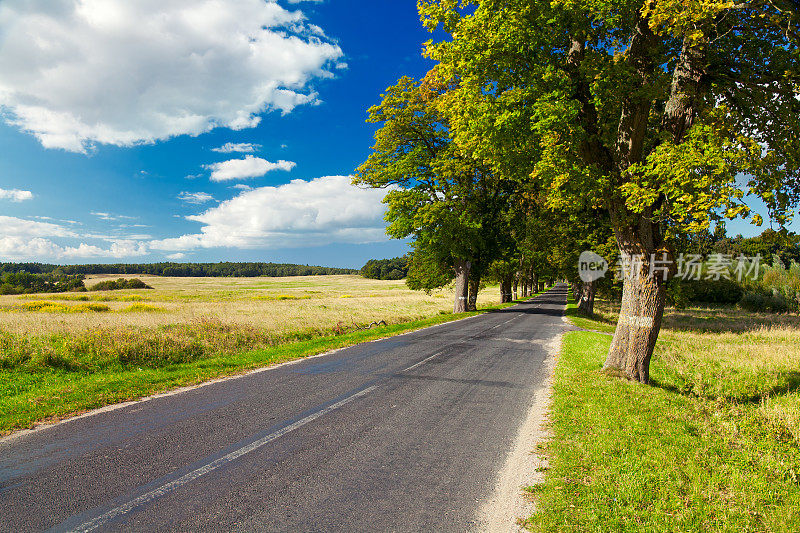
xmin=0 ymin=274 xmax=502 ymax=336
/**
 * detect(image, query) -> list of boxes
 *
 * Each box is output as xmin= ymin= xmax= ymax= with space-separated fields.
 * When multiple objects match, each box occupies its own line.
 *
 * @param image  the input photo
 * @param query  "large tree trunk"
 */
xmin=453 ymin=259 xmax=470 ymax=313
xmin=467 ymin=270 xmax=481 ymax=311
xmin=603 ymin=213 xmax=674 ymax=383
xmin=500 ymin=276 xmax=513 ymax=303
xmin=603 ymin=14 xmax=663 ymax=383
xmin=532 ymin=272 xmax=538 ymax=296
xmin=604 ymin=264 xmax=665 ymax=383
xmin=512 ymin=279 xmax=518 ymax=301
xmin=604 ymin=18 xmax=706 ymax=384
xmin=577 ymin=280 xmax=596 ymax=316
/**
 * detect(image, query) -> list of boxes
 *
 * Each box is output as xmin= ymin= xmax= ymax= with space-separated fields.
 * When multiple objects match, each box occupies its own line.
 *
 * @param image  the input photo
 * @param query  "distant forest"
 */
xmin=0 ymin=262 xmax=357 ymax=279
xmin=359 ymin=256 xmax=409 ymax=280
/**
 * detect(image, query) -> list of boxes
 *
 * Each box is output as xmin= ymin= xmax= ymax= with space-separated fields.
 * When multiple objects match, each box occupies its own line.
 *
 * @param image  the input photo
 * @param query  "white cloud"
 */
xmin=212 ymin=142 xmax=261 ymax=153
xmin=0 ymin=238 xmax=148 ymax=260
xmin=0 ymin=188 xmax=33 ymax=202
xmin=205 ymin=155 xmax=296 ymax=181
xmin=0 ymin=216 xmax=147 ymax=259
xmin=150 ymin=175 xmax=390 ymax=251
xmin=0 ymin=0 xmax=343 ymax=152
xmin=166 ymin=252 xmax=187 ymax=260
xmin=0 ymin=216 xmax=78 ymax=238
xmin=90 ymin=211 xmax=137 ymax=221
xmin=178 ymin=191 xmax=215 ymax=204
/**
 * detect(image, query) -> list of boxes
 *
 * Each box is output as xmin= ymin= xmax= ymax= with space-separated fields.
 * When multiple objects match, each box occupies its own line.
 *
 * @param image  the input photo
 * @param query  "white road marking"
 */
xmin=402 ymin=352 xmax=442 ymax=372
xmin=66 ymin=385 xmax=379 ymax=533
xmin=489 ymin=313 xmax=526 ymax=330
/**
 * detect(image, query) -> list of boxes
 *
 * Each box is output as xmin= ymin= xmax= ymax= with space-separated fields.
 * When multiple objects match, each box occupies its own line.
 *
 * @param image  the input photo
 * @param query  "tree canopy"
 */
xmin=417 ymin=0 xmax=800 ymax=382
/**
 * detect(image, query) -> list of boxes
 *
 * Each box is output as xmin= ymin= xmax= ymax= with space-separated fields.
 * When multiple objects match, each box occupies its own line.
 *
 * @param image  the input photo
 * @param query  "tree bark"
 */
xmin=512 ymin=279 xmax=518 ymax=301
xmin=500 ymin=276 xmax=513 ymax=303
xmin=453 ymin=259 xmax=470 ymax=313
xmin=467 ymin=270 xmax=481 ymax=311
xmin=577 ymin=280 xmax=596 ymax=316
xmin=532 ymin=272 xmax=538 ymax=296
xmin=603 ymin=261 xmax=665 ymax=383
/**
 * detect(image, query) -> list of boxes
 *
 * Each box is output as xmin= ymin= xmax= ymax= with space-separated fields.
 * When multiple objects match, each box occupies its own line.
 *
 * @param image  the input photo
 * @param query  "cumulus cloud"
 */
xmin=206 ymin=155 xmax=296 ymax=181
xmin=178 ymin=191 xmax=215 ymax=204
xmin=0 ymin=188 xmax=33 ymax=202
xmin=0 ymin=216 xmax=147 ymax=259
xmin=0 ymin=0 xmax=343 ymax=152
xmin=212 ymin=142 xmax=261 ymax=153
xmin=0 ymin=237 xmax=148 ymax=260
xmin=166 ymin=252 xmax=187 ymax=260
xmin=150 ymin=175 xmax=390 ymax=251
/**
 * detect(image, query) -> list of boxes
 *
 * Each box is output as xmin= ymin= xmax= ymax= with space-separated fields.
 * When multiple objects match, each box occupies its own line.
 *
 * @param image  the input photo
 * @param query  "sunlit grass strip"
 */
xmin=0 ymin=298 xmax=529 ymax=436
xmin=528 ymin=309 xmax=800 ymax=531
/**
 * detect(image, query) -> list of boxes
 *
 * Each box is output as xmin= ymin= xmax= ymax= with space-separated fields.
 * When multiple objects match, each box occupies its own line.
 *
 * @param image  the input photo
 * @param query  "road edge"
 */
xmin=477 ymin=286 xmax=565 ymax=532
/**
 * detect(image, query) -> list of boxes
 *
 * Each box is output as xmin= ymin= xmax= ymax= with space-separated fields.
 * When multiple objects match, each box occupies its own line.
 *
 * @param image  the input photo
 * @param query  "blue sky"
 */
xmin=0 ymin=0 xmax=787 ymax=269
xmin=0 ymin=0 xmax=438 ymax=268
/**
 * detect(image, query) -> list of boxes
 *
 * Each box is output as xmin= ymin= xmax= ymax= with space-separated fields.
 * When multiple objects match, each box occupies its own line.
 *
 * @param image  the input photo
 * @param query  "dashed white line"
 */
xmin=402 ymin=352 xmax=443 ymax=372
xmin=65 ymin=385 xmax=379 ymax=533
xmin=489 ymin=313 xmax=526 ymax=330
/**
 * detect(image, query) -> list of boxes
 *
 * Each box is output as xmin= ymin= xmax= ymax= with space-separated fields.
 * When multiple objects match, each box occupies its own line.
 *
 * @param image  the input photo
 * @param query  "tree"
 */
xmin=360 ymin=256 xmax=410 ymax=280
xmin=355 ymin=75 xmax=515 ymax=313
xmin=405 ymin=240 xmax=456 ymax=292
xmin=420 ymin=0 xmax=800 ymax=382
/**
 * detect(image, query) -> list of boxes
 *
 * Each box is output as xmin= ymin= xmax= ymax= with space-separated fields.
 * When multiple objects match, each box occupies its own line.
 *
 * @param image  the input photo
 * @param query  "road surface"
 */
xmin=0 ymin=285 xmax=567 ymax=532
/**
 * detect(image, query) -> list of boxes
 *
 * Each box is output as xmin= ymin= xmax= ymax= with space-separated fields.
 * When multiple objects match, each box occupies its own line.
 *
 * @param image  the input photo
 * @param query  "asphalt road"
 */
xmin=0 ymin=285 xmax=568 ymax=532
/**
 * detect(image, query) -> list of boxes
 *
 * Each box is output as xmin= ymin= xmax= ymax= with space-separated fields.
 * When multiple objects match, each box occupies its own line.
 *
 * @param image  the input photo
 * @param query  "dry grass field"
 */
xmin=0 ymin=274 xmax=501 ymax=335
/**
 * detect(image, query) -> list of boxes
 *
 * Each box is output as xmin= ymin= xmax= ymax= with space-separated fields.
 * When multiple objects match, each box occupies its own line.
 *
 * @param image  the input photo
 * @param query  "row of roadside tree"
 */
xmin=355 ymin=0 xmax=800 ymax=384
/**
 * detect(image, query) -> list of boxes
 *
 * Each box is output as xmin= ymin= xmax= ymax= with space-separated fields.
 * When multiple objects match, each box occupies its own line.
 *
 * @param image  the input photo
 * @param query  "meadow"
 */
xmin=0 ymin=274 xmax=505 ymax=435
xmin=528 ymin=300 xmax=800 ymax=532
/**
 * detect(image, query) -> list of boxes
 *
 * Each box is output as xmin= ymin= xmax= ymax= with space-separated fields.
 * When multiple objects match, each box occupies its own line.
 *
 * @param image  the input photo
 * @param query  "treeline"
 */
xmin=89 ymin=278 xmax=152 ymax=291
xmin=0 ymin=262 xmax=357 ymax=278
xmin=360 ymin=256 xmax=409 ymax=280
xmin=0 ymin=272 xmax=86 ymax=295
xmin=676 ymin=228 xmax=800 ymax=268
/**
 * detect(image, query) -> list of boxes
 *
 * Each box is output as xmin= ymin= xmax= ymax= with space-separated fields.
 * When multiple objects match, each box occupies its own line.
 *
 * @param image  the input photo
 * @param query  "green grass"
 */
xmin=564 ymin=301 xmax=617 ymax=333
xmin=527 ymin=302 xmax=800 ymax=532
xmin=0 ymin=296 xmax=540 ymax=436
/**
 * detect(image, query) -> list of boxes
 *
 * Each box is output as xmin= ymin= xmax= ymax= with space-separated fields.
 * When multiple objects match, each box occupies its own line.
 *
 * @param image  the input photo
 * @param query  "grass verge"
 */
xmin=0 ymin=297 xmax=538 ymax=436
xmin=527 ymin=302 xmax=800 ymax=531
